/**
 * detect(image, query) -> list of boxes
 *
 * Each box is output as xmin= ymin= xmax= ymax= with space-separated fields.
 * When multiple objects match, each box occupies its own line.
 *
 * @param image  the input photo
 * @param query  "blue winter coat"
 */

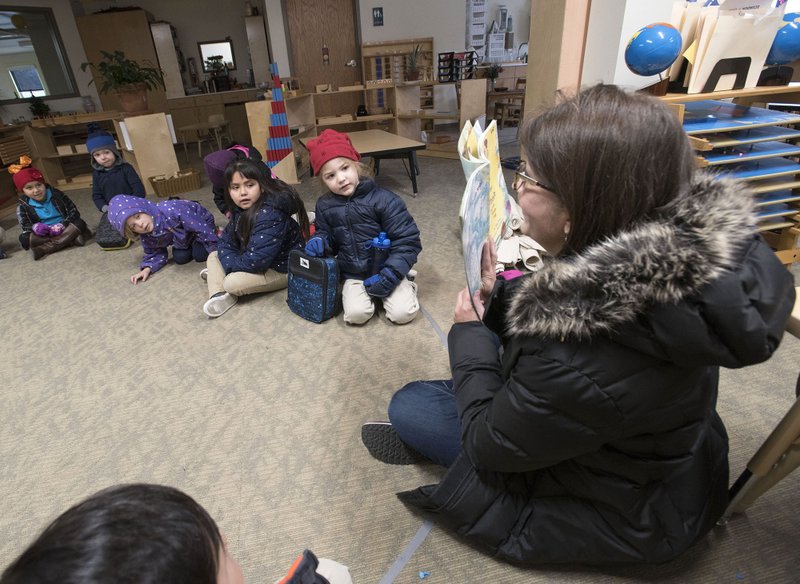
xmin=313 ymin=177 xmax=421 ymax=280
xmin=218 ymin=194 xmax=304 ymax=274
xmin=91 ymin=158 xmax=145 ymax=211
xmin=108 ymin=195 xmax=217 ymax=273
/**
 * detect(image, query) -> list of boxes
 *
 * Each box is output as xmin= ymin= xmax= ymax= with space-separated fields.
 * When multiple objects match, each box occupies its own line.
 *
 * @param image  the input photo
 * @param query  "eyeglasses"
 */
xmin=512 ymin=162 xmax=554 ymax=193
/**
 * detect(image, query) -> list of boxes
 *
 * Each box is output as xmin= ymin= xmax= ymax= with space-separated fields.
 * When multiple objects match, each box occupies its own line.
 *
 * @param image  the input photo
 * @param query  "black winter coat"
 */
xmin=217 ymin=194 xmax=303 ymax=275
xmin=16 ymin=186 xmax=87 ymax=247
xmin=91 ymin=159 xmax=145 ymax=211
xmin=398 ymin=175 xmax=796 ymax=565
xmin=313 ymin=178 xmax=421 ymax=280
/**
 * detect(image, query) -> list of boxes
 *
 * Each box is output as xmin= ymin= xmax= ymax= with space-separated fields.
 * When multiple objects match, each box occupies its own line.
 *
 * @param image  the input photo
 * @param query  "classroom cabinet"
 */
xmin=664 ymin=86 xmax=800 ymax=265
xmin=23 ymin=113 xmax=124 ymax=191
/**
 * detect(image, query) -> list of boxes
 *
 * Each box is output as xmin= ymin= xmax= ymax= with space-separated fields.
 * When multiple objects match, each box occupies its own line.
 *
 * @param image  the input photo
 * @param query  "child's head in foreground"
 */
xmin=307 ymin=129 xmax=369 ymax=197
xmin=0 ymin=483 xmax=242 ymax=584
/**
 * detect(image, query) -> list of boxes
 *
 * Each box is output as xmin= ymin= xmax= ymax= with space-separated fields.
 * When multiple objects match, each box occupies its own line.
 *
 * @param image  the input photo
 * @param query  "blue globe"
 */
xmin=766 ymin=15 xmax=800 ymax=66
xmin=625 ymin=22 xmax=682 ymax=77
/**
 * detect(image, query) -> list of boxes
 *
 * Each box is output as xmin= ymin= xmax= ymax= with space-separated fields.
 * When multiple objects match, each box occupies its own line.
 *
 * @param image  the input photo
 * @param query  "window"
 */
xmin=0 ymin=6 xmax=77 ymax=103
xmin=198 ymin=39 xmax=236 ymax=73
xmin=9 ymin=66 xmax=45 ymax=98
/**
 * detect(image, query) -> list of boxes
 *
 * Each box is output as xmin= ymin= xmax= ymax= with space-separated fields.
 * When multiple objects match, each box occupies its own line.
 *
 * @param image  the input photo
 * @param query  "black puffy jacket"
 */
xmin=399 ymin=175 xmax=796 ymax=565
xmin=313 ymin=177 xmax=421 ymax=280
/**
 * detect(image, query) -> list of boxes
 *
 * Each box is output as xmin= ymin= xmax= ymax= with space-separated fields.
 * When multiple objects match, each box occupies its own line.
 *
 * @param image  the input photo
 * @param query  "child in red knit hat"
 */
xmin=11 ymin=156 xmax=91 ymax=260
xmin=304 ymin=129 xmax=422 ymax=325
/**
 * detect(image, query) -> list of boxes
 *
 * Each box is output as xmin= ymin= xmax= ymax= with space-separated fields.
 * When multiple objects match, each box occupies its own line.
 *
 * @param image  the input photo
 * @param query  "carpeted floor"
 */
xmin=1 ymin=142 xmax=798 ymax=583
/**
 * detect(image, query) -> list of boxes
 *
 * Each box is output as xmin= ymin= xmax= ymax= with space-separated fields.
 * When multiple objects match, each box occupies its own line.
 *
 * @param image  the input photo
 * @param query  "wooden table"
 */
xmin=302 ymin=129 xmax=426 ymax=196
xmin=487 ymin=89 xmax=525 ymax=124
xmin=176 ymin=119 xmax=229 ymax=161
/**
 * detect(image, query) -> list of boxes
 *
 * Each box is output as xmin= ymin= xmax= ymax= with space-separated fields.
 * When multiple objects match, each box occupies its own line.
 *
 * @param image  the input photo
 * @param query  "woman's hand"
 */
xmin=454 ymin=287 xmax=484 ymax=323
xmin=130 ymin=267 xmax=151 ymax=285
xmin=479 ymin=238 xmax=497 ymax=303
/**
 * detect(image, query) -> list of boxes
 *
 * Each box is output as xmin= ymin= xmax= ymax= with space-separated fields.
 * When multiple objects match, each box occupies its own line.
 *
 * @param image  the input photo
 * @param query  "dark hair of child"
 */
xmin=223 ymin=159 xmax=310 ymax=246
xmin=0 ymin=484 xmax=222 ymax=584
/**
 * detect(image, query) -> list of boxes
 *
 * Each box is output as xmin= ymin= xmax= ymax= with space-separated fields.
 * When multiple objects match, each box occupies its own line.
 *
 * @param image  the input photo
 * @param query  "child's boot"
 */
xmin=32 ymin=223 xmax=81 ymax=260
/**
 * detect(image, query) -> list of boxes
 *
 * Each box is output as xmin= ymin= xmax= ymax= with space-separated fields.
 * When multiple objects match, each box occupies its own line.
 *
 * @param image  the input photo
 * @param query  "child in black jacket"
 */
xmin=12 ymin=158 xmax=91 ymax=260
xmin=86 ymin=123 xmax=145 ymax=249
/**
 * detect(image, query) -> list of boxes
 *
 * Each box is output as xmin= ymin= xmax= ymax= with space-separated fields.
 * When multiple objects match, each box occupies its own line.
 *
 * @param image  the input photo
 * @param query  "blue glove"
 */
xmin=305 ymin=236 xmax=325 ymax=257
xmin=364 ymin=267 xmax=400 ymax=298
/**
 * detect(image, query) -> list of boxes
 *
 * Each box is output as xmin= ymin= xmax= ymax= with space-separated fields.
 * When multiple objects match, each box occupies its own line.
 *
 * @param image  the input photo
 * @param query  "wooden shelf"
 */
xmin=670 ymin=88 xmax=800 ymax=265
xmin=662 ymin=84 xmax=800 ymax=103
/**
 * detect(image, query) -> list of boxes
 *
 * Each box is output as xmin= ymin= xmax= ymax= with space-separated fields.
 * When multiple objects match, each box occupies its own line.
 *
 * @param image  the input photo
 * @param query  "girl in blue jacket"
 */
xmin=108 ymin=195 xmax=218 ymax=284
xmin=202 ymin=159 xmax=309 ymax=318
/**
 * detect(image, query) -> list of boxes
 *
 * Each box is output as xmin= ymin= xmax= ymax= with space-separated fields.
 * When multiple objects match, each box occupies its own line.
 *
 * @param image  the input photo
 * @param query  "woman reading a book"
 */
xmin=360 ymin=84 xmax=796 ymax=565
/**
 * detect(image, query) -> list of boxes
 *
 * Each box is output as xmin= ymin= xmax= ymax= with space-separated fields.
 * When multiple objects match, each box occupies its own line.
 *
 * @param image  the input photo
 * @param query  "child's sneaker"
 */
xmin=200 ymin=267 xmax=208 ymax=281
xmin=203 ymin=292 xmax=237 ymax=318
xmin=361 ymin=421 xmax=425 ymax=465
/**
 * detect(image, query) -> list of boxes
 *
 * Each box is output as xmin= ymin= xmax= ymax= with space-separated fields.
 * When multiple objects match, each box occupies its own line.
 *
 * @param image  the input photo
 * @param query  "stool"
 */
xmin=720 ymin=286 xmax=800 ymax=522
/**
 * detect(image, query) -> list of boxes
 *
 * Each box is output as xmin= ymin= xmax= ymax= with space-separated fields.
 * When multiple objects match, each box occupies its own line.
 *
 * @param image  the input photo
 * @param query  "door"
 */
xmin=284 ymin=0 xmax=362 ymax=118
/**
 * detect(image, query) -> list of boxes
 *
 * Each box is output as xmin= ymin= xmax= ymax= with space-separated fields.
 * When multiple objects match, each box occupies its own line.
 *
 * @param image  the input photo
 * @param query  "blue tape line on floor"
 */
xmin=420 ymin=304 xmax=447 ymax=348
xmin=377 ymin=520 xmax=434 ymax=584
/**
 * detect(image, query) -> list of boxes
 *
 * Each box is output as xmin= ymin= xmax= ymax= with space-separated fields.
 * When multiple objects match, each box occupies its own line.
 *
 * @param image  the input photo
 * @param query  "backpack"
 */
xmin=95 ymin=212 xmax=131 ymax=250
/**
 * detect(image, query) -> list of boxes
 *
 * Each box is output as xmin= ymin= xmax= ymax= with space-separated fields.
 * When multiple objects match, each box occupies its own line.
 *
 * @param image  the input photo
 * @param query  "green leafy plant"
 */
xmin=28 ymin=96 xmax=50 ymax=118
xmin=80 ymin=50 xmax=165 ymax=94
xmin=407 ymin=44 xmax=423 ymax=73
xmin=486 ymin=63 xmax=504 ymax=80
xmin=204 ymin=55 xmax=227 ymax=75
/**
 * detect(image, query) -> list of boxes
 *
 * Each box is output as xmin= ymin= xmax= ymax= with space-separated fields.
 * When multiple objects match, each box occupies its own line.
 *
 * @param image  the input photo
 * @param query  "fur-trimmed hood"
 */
xmin=506 ymin=174 xmax=760 ymax=348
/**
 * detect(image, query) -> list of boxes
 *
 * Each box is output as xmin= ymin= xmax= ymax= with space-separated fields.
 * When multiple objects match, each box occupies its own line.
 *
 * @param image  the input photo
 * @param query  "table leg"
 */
xmin=182 ymin=133 xmax=189 ymax=163
xmin=214 ymin=128 xmax=222 ymax=151
xmin=408 ymin=151 xmax=418 ymax=197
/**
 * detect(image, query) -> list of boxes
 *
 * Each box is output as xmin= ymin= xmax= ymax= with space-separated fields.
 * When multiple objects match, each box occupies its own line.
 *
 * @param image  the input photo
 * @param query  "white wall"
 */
xmin=357 ymin=0 xmax=528 ymax=57
xmin=359 ymin=0 xmax=466 ymax=55
xmin=2 ymin=0 xmax=97 ymax=122
xmin=263 ymin=0 xmax=291 ymax=77
xmin=582 ymin=0 xmax=675 ymax=90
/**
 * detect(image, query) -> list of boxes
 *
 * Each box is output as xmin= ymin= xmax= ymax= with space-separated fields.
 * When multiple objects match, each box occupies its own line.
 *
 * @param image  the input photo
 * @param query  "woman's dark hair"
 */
xmin=223 ymin=159 xmax=310 ymax=246
xmin=520 ymin=83 xmax=695 ymax=255
xmin=0 ymin=484 xmax=222 ymax=584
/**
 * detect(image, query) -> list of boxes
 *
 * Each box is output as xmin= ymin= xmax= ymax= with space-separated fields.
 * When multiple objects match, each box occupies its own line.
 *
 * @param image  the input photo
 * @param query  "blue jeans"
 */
xmin=388 ymin=379 xmax=461 ymax=467
xmin=173 ymin=239 xmax=208 ymax=264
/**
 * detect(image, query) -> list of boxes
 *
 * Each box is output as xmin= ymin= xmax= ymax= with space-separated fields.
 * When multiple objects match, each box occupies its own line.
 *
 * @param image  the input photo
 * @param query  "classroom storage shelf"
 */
xmin=671 ymin=90 xmax=800 ymax=265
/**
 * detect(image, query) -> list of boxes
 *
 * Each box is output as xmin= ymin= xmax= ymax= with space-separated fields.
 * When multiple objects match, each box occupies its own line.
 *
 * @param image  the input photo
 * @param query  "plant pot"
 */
xmin=114 ymin=83 xmax=149 ymax=115
xmin=406 ymin=70 xmax=420 ymax=81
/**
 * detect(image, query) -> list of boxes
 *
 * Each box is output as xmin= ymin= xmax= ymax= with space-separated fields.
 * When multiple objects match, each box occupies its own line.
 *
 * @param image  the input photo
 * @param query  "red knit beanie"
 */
xmin=307 ymin=129 xmax=360 ymax=175
xmin=12 ymin=166 xmax=44 ymax=192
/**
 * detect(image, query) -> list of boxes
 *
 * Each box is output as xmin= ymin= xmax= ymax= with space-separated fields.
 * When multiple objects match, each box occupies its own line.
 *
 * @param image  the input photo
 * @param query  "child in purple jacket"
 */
xmin=108 ymin=195 xmax=218 ymax=284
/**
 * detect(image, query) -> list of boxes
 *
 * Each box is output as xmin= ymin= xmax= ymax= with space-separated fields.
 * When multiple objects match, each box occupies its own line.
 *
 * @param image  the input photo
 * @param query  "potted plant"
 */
xmin=407 ymin=44 xmax=423 ymax=81
xmin=80 ymin=50 xmax=165 ymax=114
xmin=28 ymin=96 xmax=50 ymax=119
xmin=486 ymin=63 xmax=504 ymax=91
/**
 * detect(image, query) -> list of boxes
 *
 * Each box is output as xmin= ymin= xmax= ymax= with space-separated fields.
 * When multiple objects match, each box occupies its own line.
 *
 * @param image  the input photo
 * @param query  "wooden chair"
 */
xmin=493 ymin=77 xmax=526 ymax=131
xmin=719 ymin=286 xmax=800 ymax=523
xmin=207 ymin=114 xmax=232 ymax=149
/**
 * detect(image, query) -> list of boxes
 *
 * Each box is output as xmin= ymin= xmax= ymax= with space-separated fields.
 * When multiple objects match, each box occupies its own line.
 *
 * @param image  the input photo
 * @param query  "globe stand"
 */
xmin=639 ymin=76 xmax=671 ymax=97
xmin=758 ymin=65 xmax=794 ymax=86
